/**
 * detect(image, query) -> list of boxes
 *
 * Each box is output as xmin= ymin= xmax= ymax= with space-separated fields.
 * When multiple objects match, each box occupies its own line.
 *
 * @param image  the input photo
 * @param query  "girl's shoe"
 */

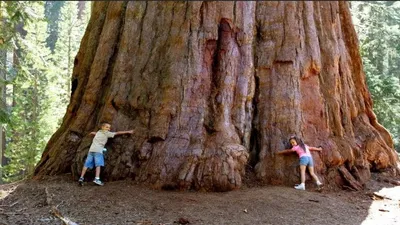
xmin=78 ymin=177 xmax=84 ymax=186
xmin=294 ymin=183 xmax=305 ymax=190
xmin=316 ymin=181 xmax=324 ymax=190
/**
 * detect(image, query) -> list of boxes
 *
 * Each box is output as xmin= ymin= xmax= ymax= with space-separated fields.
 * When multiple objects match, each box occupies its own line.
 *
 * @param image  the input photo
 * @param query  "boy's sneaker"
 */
xmin=294 ymin=183 xmax=305 ymax=190
xmin=78 ymin=177 xmax=84 ymax=186
xmin=93 ymin=179 xmax=104 ymax=186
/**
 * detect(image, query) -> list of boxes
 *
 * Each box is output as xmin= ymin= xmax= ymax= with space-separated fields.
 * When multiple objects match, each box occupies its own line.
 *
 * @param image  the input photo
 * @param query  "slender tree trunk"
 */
xmin=77 ymin=1 xmax=86 ymax=20
xmin=44 ymin=1 xmax=64 ymax=52
xmin=28 ymin=71 xmax=39 ymax=176
xmin=67 ymin=30 xmax=71 ymax=98
xmin=0 ymin=1 xmax=5 ymax=184
xmin=0 ymin=47 xmax=6 ymax=184
xmin=0 ymin=127 xmax=4 ymax=183
xmin=34 ymin=1 xmax=400 ymax=191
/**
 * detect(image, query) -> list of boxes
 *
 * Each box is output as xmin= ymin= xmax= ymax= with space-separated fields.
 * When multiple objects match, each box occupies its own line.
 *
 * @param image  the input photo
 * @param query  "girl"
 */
xmin=276 ymin=135 xmax=323 ymax=190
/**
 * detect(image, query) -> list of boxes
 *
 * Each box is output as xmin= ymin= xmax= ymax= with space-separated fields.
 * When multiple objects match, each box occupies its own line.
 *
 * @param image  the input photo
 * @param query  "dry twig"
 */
xmin=51 ymin=206 xmax=78 ymax=225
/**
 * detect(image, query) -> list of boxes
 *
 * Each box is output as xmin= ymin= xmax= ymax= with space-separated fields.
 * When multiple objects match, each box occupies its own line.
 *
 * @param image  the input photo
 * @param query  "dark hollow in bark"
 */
xmin=34 ymin=1 xmax=400 ymax=191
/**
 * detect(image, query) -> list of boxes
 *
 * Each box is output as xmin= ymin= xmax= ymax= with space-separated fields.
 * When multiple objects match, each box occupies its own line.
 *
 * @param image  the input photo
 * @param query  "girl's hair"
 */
xmin=289 ymin=135 xmax=306 ymax=152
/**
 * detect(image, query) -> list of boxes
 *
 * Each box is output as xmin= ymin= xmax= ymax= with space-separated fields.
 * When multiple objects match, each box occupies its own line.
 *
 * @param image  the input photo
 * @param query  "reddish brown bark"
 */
xmin=34 ymin=1 xmax=400 ymax=191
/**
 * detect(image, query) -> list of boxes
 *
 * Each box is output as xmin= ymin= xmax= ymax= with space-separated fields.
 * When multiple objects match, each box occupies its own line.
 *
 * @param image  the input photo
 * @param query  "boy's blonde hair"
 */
xmin=100 ymin=122 xmax=110 ymax=128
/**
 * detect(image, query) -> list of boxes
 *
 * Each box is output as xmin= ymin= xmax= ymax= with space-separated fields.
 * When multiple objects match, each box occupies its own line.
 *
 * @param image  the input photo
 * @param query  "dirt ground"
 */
xmin=0 ymin=173 xmax=399 ymax=225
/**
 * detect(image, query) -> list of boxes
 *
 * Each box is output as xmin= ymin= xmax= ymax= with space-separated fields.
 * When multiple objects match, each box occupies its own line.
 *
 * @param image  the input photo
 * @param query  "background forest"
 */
xmin=0 ymin=1 xmax=399 ymax=183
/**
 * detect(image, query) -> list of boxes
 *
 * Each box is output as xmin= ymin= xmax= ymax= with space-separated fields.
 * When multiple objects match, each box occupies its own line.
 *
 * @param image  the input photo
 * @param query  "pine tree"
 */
xmin=0 ymin=0 xmax=35 ymax=183
xmin=44 ymin=1 xmax=65 ymax=52
xmin=3 ymin=2 xmax=54 ymax=181
xmin=351 ymin=2 xmax=400 ymax=151
xmin=1 ymin=1 xmax=90 ymax=182
xmin=48 ymin=1 xmax=90 ymax=129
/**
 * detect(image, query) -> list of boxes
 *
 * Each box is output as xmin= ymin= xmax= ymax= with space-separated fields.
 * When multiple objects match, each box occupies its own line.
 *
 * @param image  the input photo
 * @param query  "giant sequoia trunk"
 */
xmin=34 ymin=1 xmax=399 ymax=191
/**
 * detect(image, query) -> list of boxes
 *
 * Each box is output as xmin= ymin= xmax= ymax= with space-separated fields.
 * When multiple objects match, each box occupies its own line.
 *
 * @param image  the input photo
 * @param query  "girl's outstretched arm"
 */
xmin=89 ymin=132 xmax=96 ymax=136
xmin=276 ymin=149 xmax=295 ymax=155
xmin=309 ymin=146 xmax=323 ymax=151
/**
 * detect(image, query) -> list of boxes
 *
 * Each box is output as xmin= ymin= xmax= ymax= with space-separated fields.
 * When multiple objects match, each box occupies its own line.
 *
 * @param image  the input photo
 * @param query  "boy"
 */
xmin=78 ymin=122 xmax=133 ymax=186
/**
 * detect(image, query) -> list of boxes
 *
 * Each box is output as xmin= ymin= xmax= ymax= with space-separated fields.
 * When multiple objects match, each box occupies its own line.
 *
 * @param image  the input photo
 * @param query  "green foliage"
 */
xmin=3 ymin=2 xmax=53 ymax=182
xmin=1 ymin=1 xmax=32 ymax=126
xmin=0 ymin=109 xmax=8 ymax=124
xmin=1 ymin=1 xmax=90 ymax=182
xmin=351 ymin=2 xmax=400 ymax=152
xmin=0 ymin=65 xmax=7 ymax=124
xmin=47 ymin=1 xmax=90 ymax=131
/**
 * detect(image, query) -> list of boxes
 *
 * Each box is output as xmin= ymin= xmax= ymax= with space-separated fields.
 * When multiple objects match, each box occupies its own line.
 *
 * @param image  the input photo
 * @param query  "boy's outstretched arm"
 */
xmin=309 ymin=146 xmax=323 ymax=151
xmin=276 ymin=149 xmax=295 ymax=155
xmin=115 ymin=130 xmax=134 ymax=135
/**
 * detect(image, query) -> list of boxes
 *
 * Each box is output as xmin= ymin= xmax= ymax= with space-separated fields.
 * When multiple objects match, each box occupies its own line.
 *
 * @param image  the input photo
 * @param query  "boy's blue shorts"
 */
xmin=299 ymin=156 xmax=314 ymax=167
xmin=84 ymin=152 xmax=104 ymax=169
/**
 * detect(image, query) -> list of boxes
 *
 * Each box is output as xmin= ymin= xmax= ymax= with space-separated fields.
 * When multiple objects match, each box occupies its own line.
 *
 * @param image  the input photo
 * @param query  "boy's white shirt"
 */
xmin=88 ymin=130 xmax=116 ymax=153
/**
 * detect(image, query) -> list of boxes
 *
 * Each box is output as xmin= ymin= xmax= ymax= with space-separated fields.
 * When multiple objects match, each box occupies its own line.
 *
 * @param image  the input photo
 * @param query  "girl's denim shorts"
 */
xmin=299 ymin=156 xmax=314 ymax=166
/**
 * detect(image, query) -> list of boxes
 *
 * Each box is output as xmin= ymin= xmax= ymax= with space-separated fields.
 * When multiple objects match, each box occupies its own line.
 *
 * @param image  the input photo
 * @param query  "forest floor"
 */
xmin=0 ymin=173 xmax=399 ymax=225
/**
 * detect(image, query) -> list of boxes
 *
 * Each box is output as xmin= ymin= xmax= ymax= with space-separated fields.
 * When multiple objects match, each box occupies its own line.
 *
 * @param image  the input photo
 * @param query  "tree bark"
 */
xmin=0 ymin=1 xmax=6 ymax=184
xmin=34 ymin=1 xmax=400 ymax=191
xmin=77 ymin=1 xmax=87 ymax=20
xmin=0 ymin=45 xmax=5 ymax=184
